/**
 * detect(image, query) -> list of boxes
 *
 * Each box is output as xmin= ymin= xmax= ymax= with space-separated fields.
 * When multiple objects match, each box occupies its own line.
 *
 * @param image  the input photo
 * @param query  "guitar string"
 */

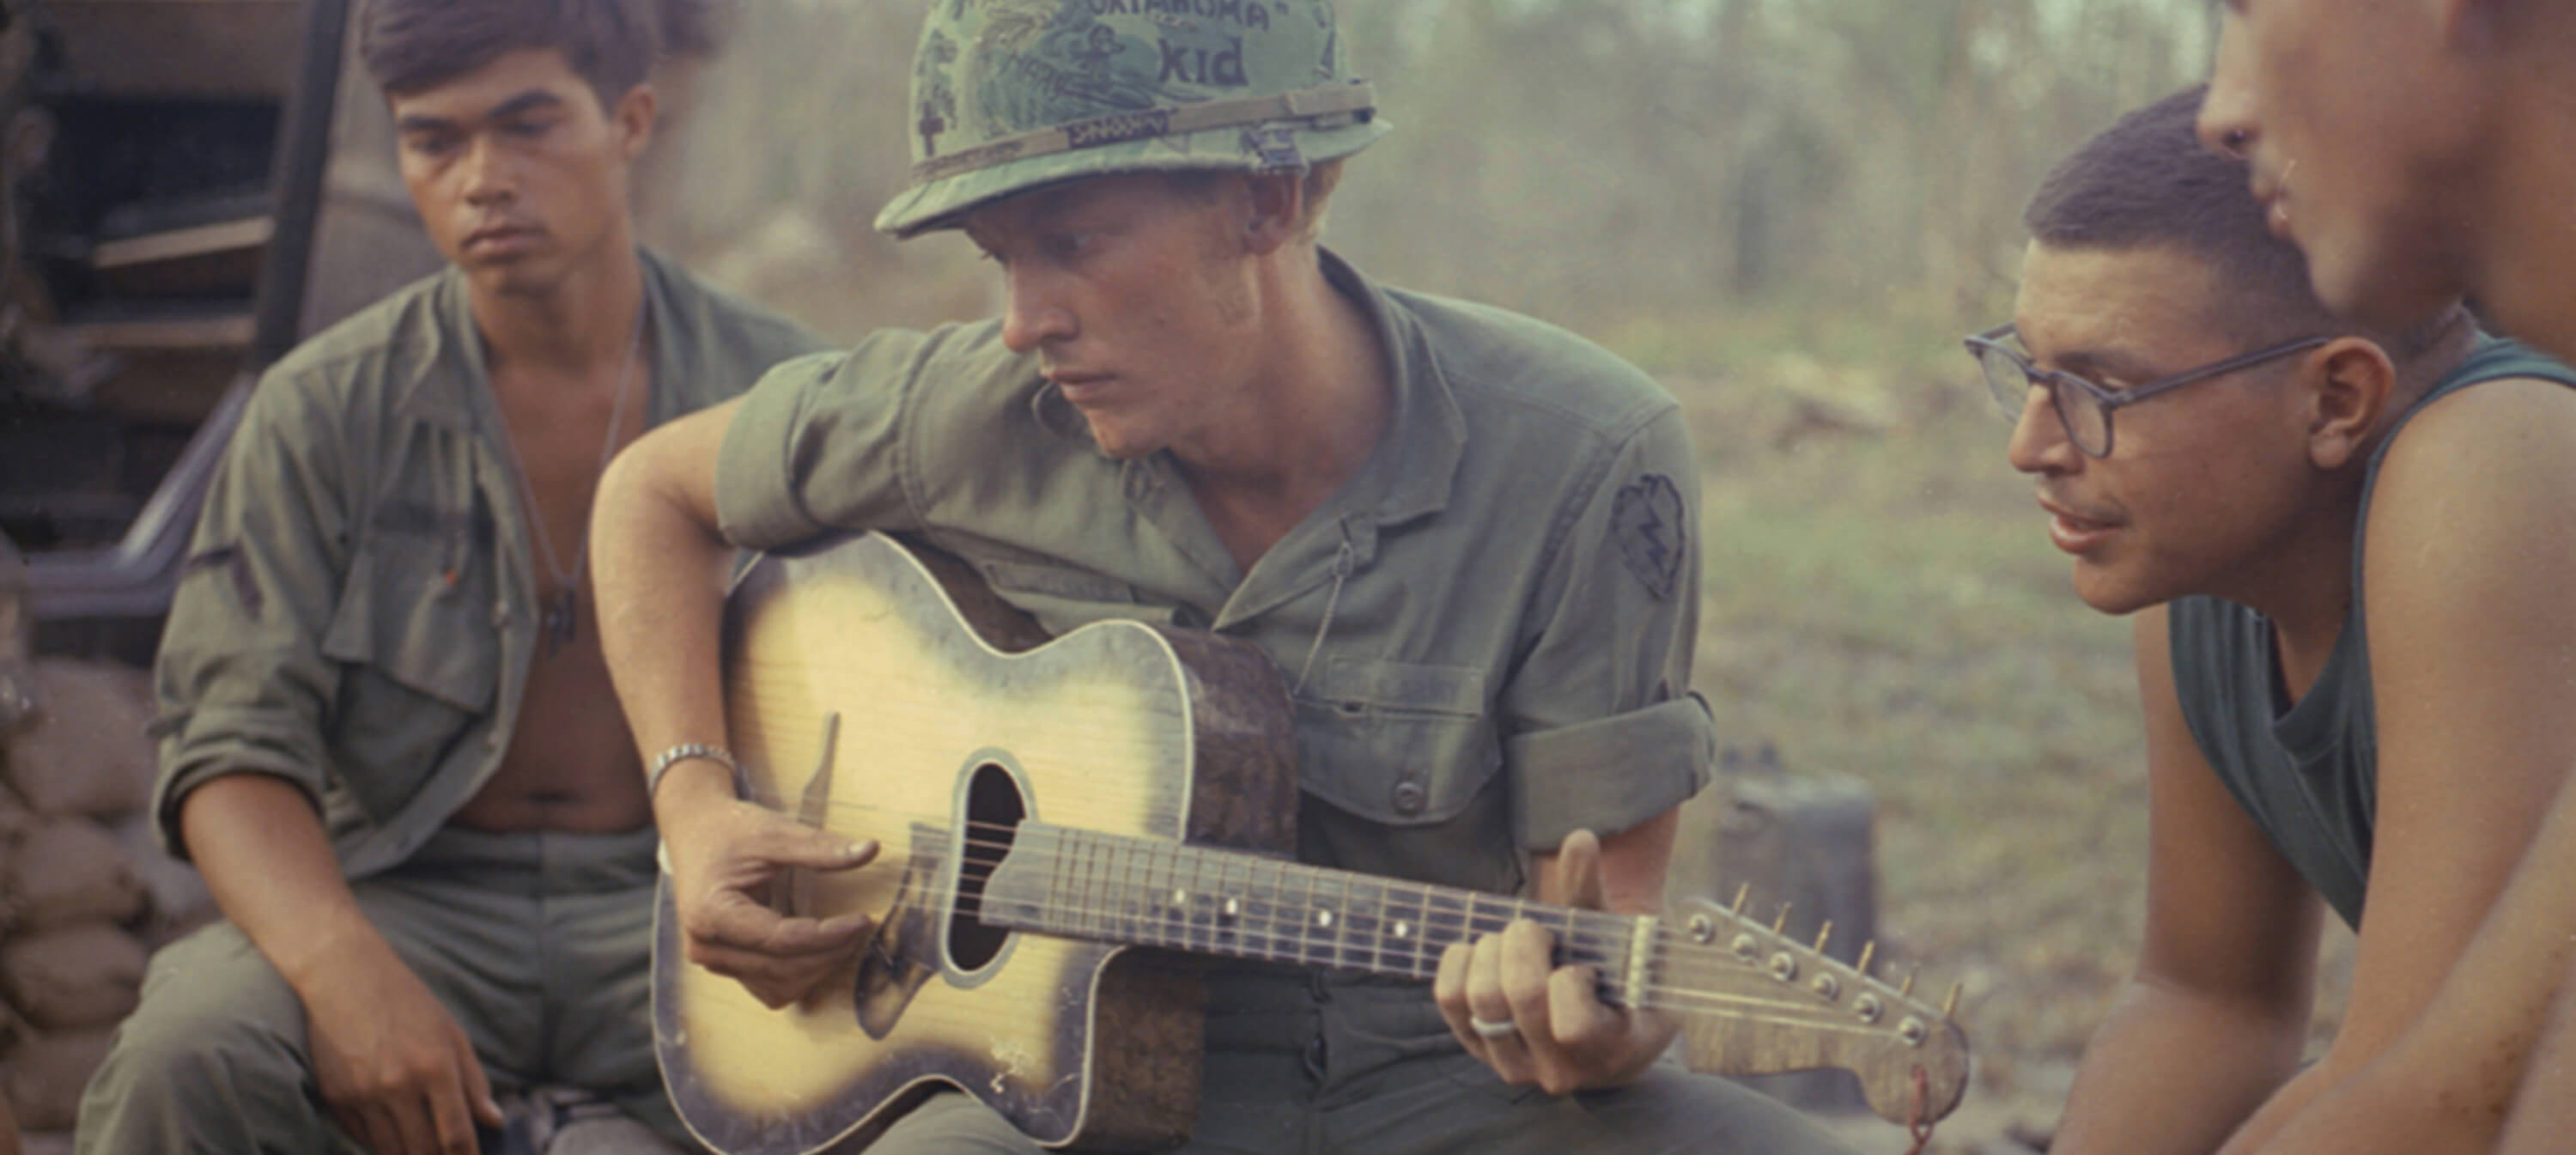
xmin=817 ymin=862 xmax=1914 ymax=1021
xmin=725 ymin=804 xmax=1939 ymax=1024
xmin=921 ymin=888 xmax=1910 ymax=1025
xmin=728 ymin=787 xmax=1935 ymax=1000
xmin=705 ymin=734 xmax=1878 ymax=996
xmin=813 ymin=854 xmax=1901 ymax=1031
xmin=714 ymin=692 xmax=1911 ymax=991
xmin=811 ymin=836 xmax=1890 ymax=1028
xmin=710 ymin=764 xmax=1961 ymax=1070
xmin=755 ymin=795 xmax=1662 ymax=957
xmin=740 ymin=788 xmax=1873 ymax=967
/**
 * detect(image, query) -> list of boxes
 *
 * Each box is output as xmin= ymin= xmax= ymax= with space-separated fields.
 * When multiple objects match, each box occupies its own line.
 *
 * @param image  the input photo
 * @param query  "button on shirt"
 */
xmin=714 ymin=250 xmax=1716 ymax=896
xmin=149 ymin=252 xmax=827 ymax=878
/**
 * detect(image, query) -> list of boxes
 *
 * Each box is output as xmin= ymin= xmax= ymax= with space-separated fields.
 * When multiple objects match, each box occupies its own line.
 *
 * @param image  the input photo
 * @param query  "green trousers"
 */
xmin=72 ymin=825 xmax=687 ymax=1154
xmin=868 ymin=970 xmax=1862 ymax=1155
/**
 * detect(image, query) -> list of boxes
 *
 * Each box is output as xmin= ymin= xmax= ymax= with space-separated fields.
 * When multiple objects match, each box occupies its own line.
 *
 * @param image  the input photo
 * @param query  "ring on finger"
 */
xmin=1469 ymin=1014 xmax=1519 ymax=1041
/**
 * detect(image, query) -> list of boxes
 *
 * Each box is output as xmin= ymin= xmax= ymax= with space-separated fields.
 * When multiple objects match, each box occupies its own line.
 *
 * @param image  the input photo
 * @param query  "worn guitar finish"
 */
xmin=655 ymin=533 xmax=1970 ymax=1155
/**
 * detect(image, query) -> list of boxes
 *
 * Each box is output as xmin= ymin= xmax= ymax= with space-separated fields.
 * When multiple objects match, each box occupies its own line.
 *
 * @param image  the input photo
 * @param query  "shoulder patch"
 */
xmin=1610 ymin=473 xmax=1685 ymax=599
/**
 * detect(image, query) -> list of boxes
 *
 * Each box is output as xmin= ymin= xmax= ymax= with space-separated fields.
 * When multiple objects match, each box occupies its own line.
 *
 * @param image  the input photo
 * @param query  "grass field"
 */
xmin=1612 ymin=310 xmax=2358 ymax=1146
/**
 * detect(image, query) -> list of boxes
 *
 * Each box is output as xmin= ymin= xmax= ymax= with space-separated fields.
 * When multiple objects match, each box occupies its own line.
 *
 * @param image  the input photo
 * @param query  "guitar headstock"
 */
xmin=1654 ymin=893 xmax=1970 ymax=1126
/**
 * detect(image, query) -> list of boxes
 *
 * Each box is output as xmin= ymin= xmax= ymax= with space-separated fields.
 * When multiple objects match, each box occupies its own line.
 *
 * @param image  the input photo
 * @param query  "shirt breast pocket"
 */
xmin=1292 ymin=658 xmax=1498 ymax=827
xmin=317 ymin=514 xmax=500 ymax=820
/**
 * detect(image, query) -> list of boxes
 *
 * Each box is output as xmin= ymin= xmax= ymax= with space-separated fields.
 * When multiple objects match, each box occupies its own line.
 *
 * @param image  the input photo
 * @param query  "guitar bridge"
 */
xmin=852 ymin=829 xmax=944 ymax=1040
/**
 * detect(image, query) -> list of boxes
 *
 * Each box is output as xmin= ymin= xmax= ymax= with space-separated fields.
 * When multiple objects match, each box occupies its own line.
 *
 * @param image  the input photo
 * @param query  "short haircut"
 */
xmin=2025 ymin=84 xmax=2342 ymax=346
xmin=360 ymin=0 xmax=716 ymax=106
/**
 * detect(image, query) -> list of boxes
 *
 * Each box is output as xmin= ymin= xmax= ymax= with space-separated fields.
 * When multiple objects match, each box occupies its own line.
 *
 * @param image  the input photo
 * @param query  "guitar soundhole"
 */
xmin=949 ymin=761 xmax=1025 ymax=970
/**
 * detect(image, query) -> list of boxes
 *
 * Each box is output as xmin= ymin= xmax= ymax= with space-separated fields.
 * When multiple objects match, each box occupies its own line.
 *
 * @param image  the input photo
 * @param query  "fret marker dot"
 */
xmin=1222 ymin=898 xmax=1241 ymax=920
xmin=1394 ymin=921 xmax=1412 ymax=938
xmin=1171 ymin=888 xmax=1188 ymax=907
xmin=1316 ymin=911 xmax=1335 ymax=929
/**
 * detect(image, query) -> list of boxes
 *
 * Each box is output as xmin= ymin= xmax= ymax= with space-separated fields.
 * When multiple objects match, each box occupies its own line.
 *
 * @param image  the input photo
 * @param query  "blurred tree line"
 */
xmin=642 ymin=0 xmax=2215 ymax=340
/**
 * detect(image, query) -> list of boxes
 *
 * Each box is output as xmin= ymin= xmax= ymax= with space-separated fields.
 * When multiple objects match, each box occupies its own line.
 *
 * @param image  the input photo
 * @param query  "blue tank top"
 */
xmin=2166 ymin=337 xmax=2576 ymax=927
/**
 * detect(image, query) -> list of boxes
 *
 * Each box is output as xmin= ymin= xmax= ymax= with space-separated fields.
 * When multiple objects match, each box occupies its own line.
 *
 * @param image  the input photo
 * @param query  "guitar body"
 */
xmin=661 ymin=534 xmax=1975 ymax=1152
xmin=655 ymin=533 xmax=1299 ymax=1154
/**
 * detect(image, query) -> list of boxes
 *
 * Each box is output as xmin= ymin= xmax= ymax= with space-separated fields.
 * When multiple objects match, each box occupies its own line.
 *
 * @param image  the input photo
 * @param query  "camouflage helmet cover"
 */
xmin=876 ymin=0 xmax=1390 ymax=237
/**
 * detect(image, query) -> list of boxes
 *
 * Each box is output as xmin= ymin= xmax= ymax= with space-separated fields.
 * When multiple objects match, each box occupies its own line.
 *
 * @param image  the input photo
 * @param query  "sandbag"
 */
xmin=0 ymin=922 xmax=147 ymax=1031
xmin=0 ymin=781 xmax=32 ymax=837
xmin=3 ymin=818 xmax=145 ymax=932
xmin=0 ymin=544 xmax=33 ymax=739
xmin=0 ymin=991 xmax=28 ymax=1056
xmin=0 ymin=787 xmax=25 ymax=933
xmin=108 ymin=812 xmax=213 ymax=948
xmin=0 ymin=659 xmax=31 ymax=739
xmin=1 ymin=659 xmax=154 ymax=818
xmin=1 ymin=1026 xmax=115 ymax=1132
xmin=0 ymin=1076 xmax=21 ymax=1155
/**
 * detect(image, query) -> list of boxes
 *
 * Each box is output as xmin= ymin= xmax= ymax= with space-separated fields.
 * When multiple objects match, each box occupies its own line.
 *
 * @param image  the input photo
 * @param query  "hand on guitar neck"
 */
xmin=1435 ymin=826 xmax=1686 ymax=1095
xmin=658 ymin=770 xmax=882 ymax=1009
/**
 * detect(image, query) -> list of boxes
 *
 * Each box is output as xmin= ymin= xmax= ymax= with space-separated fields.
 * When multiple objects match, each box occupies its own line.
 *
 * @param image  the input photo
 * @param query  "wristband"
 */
xmin=647 ymin=742 xmax=740 ymax=800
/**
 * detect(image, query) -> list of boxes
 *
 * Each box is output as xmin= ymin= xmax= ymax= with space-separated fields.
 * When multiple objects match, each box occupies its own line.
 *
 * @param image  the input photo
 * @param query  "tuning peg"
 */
xmin=1771 ymin=903 xmax=1793 ymax=934
xmin=1943 ymin=981 xmax=1963 ymax=1019
xmin=1855 ymin=941 xmax=1876 ymax=977
xmin=1812 ymin=921 xmax=1833 ymax=955
xmin=1729 ymin=884 xmax=1750 ymax=916
xmin=1899 ymin=970 xmax=1916 ymax=998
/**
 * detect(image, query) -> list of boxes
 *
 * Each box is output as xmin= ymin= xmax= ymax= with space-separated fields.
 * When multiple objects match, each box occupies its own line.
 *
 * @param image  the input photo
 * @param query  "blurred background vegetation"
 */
xmin=635 ymin=1 xmax=2351 ymax=1146
xmin=647 ymin=0 xmax=2218 ymax=337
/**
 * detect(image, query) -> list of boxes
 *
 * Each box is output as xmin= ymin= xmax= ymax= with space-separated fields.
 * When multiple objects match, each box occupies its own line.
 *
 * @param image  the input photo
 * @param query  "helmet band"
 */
xmin=912 ymin=80 xmax=1377 ymax=185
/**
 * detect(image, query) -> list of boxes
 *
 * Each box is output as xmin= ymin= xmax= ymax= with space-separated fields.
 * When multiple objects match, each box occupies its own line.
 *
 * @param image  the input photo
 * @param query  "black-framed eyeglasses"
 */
xmin=1963 ymin=324 xmax=2330 ymax=457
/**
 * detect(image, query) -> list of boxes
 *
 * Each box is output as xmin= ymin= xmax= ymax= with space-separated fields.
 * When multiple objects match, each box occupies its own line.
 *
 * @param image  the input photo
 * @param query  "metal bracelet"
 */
xmin=647 ymin=742 xmax=739 ymax=800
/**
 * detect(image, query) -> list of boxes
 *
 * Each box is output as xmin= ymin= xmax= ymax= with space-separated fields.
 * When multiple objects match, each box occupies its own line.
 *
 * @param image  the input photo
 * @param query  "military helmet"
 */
xmin=875 ymin=0 xmax=1390 ymax=238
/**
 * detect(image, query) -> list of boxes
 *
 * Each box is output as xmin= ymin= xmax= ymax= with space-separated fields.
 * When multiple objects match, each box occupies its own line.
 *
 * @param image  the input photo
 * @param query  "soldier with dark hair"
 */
xmin=1976 ymin=85 xmax=2576 ymax=1155
xmin=2192 ymin=5 xmax=2576 ymax=1153
xmin=72 ymin=3 xmax=823 ymax=1152
xmin=591 ymin=2 xmax=1857 ymax=1152
xmin=361 ymin=0 xmax=666 ymax=106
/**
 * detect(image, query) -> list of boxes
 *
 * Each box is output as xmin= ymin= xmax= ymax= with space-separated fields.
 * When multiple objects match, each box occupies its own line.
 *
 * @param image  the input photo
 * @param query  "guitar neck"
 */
xmin=981 ymin=823 xmax=1647 ymax=1001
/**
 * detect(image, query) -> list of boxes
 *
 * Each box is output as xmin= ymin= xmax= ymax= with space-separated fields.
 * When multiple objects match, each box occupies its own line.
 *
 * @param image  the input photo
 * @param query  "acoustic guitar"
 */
xmin=654 ymin=532 xmax=1970 ymax=1154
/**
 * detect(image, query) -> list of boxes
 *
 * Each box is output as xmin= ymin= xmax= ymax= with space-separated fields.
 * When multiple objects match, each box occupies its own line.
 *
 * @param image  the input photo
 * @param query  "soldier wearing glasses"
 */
xmin=1969 ymin=87 xmax=2576 ymax=1155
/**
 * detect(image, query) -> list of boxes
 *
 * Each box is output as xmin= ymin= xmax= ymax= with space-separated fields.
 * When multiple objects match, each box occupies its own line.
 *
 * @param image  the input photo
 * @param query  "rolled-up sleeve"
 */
xmin=150 ymin=372 xmax=353 ymax=859
xmin=1500 ymin=404 xmax=1713 ymax=849
xmin=1509 ymin=692 xmax=1716 ymax=847
xmin=715 ymin=337 xmax=933 ymax=551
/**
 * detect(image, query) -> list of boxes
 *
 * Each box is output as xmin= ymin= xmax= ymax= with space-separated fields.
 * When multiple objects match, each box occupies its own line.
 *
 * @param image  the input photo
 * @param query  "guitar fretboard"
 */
xmin=980 ymin=824 xmax=1642 ymax=1000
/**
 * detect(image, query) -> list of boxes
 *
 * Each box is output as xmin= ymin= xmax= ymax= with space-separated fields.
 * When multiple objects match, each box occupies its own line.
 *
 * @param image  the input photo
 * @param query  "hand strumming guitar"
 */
xmin=657 ymin=763 xmax=882 ymax=1009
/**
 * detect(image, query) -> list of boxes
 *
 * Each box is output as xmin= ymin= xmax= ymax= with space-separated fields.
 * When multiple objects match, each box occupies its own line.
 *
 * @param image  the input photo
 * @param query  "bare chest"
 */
xmin=454 ymin=365 xmax=654 ymax=830
xmin=485 ymin=364 xmax=649 ymax=593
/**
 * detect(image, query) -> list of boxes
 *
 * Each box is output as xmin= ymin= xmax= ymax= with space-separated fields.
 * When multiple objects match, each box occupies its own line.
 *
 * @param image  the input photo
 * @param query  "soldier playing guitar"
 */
xmin=592 ymin=3 xmax=1896 ymax=1152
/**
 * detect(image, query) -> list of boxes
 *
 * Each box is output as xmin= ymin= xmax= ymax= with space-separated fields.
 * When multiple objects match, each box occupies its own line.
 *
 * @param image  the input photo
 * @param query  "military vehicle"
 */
xmin=3 ymin=0 xmax=447 ymax=663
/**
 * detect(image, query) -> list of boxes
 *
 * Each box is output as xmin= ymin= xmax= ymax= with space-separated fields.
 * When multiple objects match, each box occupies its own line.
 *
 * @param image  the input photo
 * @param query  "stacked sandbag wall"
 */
xmin=0 ymin=562 xmax=214 ymax=1144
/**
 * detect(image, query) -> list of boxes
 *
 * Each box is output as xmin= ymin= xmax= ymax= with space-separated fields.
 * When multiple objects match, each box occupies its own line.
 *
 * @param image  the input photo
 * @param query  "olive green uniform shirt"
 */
xmin=150 ymin=250 xmax=828 ymax=879
xmin=2168 ymin=337 xmax=2576 ymax=927
xmin=714 ymin=250 xmax=1716 ymax=896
